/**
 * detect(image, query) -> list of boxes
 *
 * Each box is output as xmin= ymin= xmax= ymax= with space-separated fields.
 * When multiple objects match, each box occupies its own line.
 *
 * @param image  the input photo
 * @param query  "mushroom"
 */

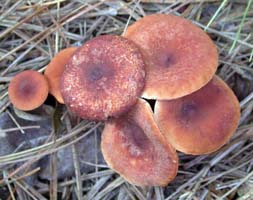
xmin=154 ymin=76 xmax=240 ymax=155
xmin=101 ymin=99 xmax=178 ymax=186
xmin=44 ymin=47 xmax=77 ymax=104
xmin=8 ymin=70 xmax=49 ymax=111
xmin=61 ymin=35 xmax=146 ymax=121
xmin=125 ymin=14 xmax=218 ymax=100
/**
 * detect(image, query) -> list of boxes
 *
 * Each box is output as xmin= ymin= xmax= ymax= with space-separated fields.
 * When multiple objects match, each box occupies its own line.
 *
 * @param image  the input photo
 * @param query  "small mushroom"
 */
xmin=154 ymin=76 xmax=240 ymax=155
xmin=44 ymin=47 xmax=78 ymax=104
xmin=101 ymin=99 xmax=178 ymax=186
xmin=61 ymin=35 xmax=146 ymax=121
xmin=125 ymin=14 xmax=218 ymax=100
xmin=8 ymin=70 xmax=49 ymax=111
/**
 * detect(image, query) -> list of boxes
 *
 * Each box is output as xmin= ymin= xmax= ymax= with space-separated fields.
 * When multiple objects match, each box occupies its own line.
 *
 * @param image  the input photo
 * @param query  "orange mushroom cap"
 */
xmin=101 ymin=99 xmax=178 ymax=186
xmin=154 ymin=76 xmax=240 ymax=155
xmin=61 ymin=35 xmax=146 ymax=121
xmin=44 ymin=47 xmax=77 ymax=104
xmin=125 ymin=14 xmax=218 ymax=100
xmin=8 ymin=70 xmax=49 ymax=111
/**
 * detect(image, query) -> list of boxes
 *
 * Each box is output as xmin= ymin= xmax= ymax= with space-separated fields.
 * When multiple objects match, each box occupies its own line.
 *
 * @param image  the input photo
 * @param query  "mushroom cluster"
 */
xmin=8 ymin=14 xmax=240 ymax=187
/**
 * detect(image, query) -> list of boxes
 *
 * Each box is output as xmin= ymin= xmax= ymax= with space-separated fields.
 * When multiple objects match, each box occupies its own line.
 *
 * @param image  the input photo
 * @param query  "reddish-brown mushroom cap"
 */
xmin=61 ymin=35 xmax=146 ymax=121
xmin=44 ymin=47 xmax=77 ymax=104
xmin=125 ymin=14 xmax=218 ymax=100
xmin=154 ymin=76 xmax=240 ymax=155
xmin=101 ymin=99 xmax=178 ymax=186
xmin=8 ymin=70 xmax=49 ymax=111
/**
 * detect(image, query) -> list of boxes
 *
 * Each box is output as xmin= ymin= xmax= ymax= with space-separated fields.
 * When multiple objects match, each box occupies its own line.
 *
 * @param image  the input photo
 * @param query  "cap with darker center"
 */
xmin=19 ymin=79 xmax=34 ymax=95
xmin=101 ymin=99 xmax=178 ymax=186
xmin=125 ymin=14 xmax=218 ymax=100
xmin=84 ymin=61 xmax=115 ymax=91
xmin=154 ymin=76 xmax=241 ymax=155
xmin=88 ymin=66 xmax=104 ymax=81
xmin=8 ymin=70 xmax=49 ymax=111
xmin=61 ymin=35 xmax=146 ymax=121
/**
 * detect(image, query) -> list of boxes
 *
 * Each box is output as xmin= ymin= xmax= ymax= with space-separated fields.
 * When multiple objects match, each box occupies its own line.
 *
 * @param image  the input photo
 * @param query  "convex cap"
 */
xmin=45 ymin=47 xmax=77 ymax=104
xmin=125 ymin=14 xmax=218 ymax=100
xmin=155 ymin=76 xmax=240 ymax=155
xmin=102 ymin=99 xmax=178 ymax=186
xmin=61 ymin=35 xmax=146 ymax=121
xmin=8 ymin=70 xmax=49 ymax=111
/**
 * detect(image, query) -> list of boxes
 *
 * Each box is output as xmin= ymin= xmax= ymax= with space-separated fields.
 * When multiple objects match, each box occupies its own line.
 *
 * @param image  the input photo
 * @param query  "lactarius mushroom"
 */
xmin=125 ymin=14 xmax=218 ymax=100
xmin=155 ymin=76 xmax=240 ymax=155
xmin=8 ymin=70 xmax=49 ymax=111
xmin=45 ymin=47 xmax=77 ymax=104
xmin=61 ymin=35 xmax=145 ymax=121
xmin=101 ymin=99 xmax=178 ymax=186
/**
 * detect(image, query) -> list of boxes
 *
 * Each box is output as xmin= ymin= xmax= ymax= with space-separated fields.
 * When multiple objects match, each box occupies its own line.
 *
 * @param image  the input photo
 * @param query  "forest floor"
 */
xmin=0 ymin=0 xmax=253 ymax=199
